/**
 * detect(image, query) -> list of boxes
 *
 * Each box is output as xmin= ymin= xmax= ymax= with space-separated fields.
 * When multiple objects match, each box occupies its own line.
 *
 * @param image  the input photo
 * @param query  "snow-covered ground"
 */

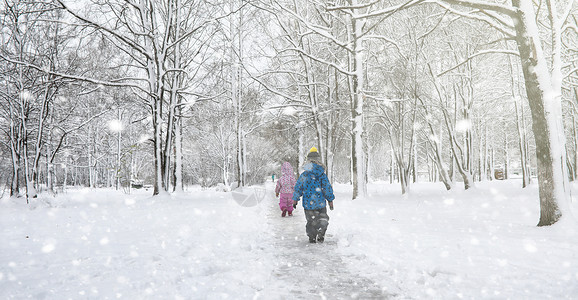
xmin=1 ymin=180 xmax=577 ymax=299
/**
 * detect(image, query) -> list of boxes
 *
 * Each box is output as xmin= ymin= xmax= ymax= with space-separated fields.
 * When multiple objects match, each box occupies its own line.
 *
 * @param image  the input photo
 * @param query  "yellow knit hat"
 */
xmin=307 ymin=147 xmax=320 ymax=159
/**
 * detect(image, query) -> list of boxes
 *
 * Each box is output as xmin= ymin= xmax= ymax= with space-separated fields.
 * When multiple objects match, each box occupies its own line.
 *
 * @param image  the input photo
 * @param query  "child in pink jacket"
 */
xmin=275 ymin=162 xmax=296 ymax=217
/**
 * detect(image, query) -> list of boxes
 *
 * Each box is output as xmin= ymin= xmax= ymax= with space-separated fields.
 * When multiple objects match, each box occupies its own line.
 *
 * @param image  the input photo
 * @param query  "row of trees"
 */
xmin=254 ymin=0 xmax=577 ymax=226
xmin=0 ymin=0 xmax=576 ymax=226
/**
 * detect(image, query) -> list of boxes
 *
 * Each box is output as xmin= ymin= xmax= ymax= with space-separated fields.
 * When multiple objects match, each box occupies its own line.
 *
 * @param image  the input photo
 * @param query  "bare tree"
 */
xmin=56 ymin=0 xmax=232 ymax=195
xmin=0 ymin=0 xmax=70 ymax=200
xmin=430 ymin=0 xmax=575 ymax=225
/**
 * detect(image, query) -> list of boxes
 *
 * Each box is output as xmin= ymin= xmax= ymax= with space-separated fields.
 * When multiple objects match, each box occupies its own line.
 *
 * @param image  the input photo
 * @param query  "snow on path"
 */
xmin=260 ymin=184 xmax=396 ymax=299
xmin=2 ymin=181 xmax=578 ymax=299
xmin=330 ymin=181 xmax=578 ymax=299
xmin=0 ymin=188 xmax=274 ymax=299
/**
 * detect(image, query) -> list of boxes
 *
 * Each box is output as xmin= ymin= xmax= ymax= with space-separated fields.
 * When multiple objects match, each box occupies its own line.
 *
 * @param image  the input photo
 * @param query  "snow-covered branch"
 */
xmin=278 ymin=48 xmax=354 ymax=76
xmin=174 ymin=91 xmax=227 ymax=108
xmin=167 ymin=5 xmax=244 ymax=52
xmin=563 ymin=23 xmax=578 ymax=34
xmin=432 ymin=1 xmax=515 ymax=37
xmin=263 ymin=104 xmax=313 ymax=111
xmin=56 ymin=0 xmax=151 ymax=60
xmin=258 ymin=69 xmax=307 ymax=80
xmin=50 ymin=108 xmax=112 ymax=163
xmin=565 ymin=67 xmax=578 ymax=79
xmin=274 ymin=2 xmax=353 ymax=52
xmin=239 ymin=63 xmax=305 ymax=104
xmin=326 ymin=0 xmax=381 ymax=12
xmin=363 ymin=34 xmax=405 ymax=55
xmin=559 ymin=0 xmax=576 ymax=29
xmin=434 ymin=0 xmax=517 ymax=17
xmin=348 ymin=0 xmax=425 ymax=19
xmin=437 ymin=49 xmax=519 ymax=77
xmin=0 ymin=53 xmax=149 ymax=94
xmin=479 ymin=8 xmax=515 ymax=31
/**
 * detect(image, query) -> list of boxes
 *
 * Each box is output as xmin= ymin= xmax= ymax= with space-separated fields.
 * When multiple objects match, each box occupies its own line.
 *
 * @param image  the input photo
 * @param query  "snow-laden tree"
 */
xmin=246 ymin=0 xmax=350 ymax=182
xmin=256 ymin=0 xmax=429 ymax=199
xmin=428 ymin=0 xmax=576 ymax=226
xmin=0 ymin=1 xmax=72 ymax=200
xmin=561 ymin=10 xmax=578 ymax=182
xmin=56 ymin=0 xmax=234 ymax=195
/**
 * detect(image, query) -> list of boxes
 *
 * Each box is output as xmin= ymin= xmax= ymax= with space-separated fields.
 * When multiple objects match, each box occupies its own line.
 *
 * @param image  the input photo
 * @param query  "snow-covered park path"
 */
xmin=2 ymin=180 xmax=578 ymax=299
xmin=260 ymin=184 xmax=395 ymax=299
xmin=1 ymin=182 xmax=397 ymax=300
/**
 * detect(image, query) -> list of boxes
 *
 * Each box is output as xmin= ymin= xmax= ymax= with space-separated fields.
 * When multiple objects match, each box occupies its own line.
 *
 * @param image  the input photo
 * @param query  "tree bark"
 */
xmin=349 ymin=7 xmax=367 ymax=199
xmin=512 ymin=0 xmax=568 ymax=226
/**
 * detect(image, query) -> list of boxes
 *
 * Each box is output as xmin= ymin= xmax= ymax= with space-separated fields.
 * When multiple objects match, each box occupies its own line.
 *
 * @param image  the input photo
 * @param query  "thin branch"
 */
xmin=274 ymin=2 xmax=353 ymax=52
xmin=438 ymin=49 xmax=519 ymax=77
xmin=0 ymin=53 xmax=149 ymax=94
xmin=174 ymin=91 xmax=227 ymax=108
xmin=433 ymin=1 xmax=515 ymax=37
xmin=435 ymin=0 xmax=517 ymax=17
xmin=357 ymin=0 xmax=426 ymax=41
xmin=327 ymin=0 xmax=380 ymax=11
xmin=352 ymin=0 xmax=425 ymax=19
xmin=50 ymin=108 xmax=111 ymax=163
xmin=566 ymin=67 xmax=578 ymax=79
xmin=364 ymin=34 xmax=405 ymax=56
xmin=419 ymin=9 xmax=450 ymax=40
xmin=559 ymin=0 xmax=576 ymax=29
xmin=56 ymin=0 xmax=151 ymax=60
xmin=278 ymin=48 xmax=354 ymax=76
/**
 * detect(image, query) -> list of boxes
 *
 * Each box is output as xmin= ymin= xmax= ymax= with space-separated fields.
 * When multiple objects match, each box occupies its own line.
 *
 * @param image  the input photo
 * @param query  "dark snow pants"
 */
xmin=304 ymin=207 xmax=329 ymax=239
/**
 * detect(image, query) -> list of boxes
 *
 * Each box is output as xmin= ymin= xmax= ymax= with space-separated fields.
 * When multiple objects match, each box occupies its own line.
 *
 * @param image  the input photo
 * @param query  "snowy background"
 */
xmin=2 ymin=180 xmax=577 ymax=299
xmin=2 ymin=2 xmax=577 ymax=299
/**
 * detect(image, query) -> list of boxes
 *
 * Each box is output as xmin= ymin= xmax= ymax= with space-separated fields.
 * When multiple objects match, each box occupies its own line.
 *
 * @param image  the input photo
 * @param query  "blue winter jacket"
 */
xmin=292 ymin=162 xmax=335 ymax=210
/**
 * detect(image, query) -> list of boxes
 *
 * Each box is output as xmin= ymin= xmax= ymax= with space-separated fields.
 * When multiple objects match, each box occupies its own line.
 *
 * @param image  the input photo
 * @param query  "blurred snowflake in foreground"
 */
xmin=231 ymin=187 xmax=266 ymax=207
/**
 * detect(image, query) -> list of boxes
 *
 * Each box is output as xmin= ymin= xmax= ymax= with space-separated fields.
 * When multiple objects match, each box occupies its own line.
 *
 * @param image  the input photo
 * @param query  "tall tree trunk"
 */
xmin=515 ymin=99 xmax=529 ymax=187
xmin=571 ymin=89 xmax=578 ymax=181
xmin=152 ymin=95 xmax=163 ymax=195
xmin=419 ymin=95 xmax=452 ymax=190
xmin=174 ymin=117 xmax=183 ymax=192
xmin=512 ymin=0 xmax=569 ymax=226
xmin=504 ymin=130 xmax=509 ymax=180
xmin=8 ymin=86 xmax=21 ymax=197
xmin=9 ymin=135 xmax=20 ymax=197
xmin=349 ymin=8 xmax=366 ymax=199
xmin=46 ymin=120 xmax=55 ymax=193
xmin=298 ymin=115 xmax=305 ymax=172
xmin=429 ymin=65 xmax=473 ymax=189
xmin=231 ymin=0 xmax=244 ymax=188
xmin=389 ymin=151 xmax=394 ymax=184
xmin=163 ymin=95 xmax=175 ymax=191
xmin=172 ymin=0 xmax=184 ymax=192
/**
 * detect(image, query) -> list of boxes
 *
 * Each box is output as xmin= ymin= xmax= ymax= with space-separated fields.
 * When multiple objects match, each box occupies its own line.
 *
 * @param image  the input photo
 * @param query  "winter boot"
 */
xmin=282 ymin=209 xmax=287 ymax=217
xmin=317 ymin=235 xmax=324 ymax=243
xmin=309 ymin=236 xmax=317 ymax=243
xmin=288 ymin=211 xmax=293 ymax=216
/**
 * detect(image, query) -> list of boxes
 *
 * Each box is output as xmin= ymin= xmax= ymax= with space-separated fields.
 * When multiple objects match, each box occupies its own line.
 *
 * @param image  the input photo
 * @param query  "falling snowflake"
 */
xmin=283 ymin=106 xmax=297 ymax=116
xmin=20 ymin=90 xmax=34 ymax=102
xmin=108 ymin=120 xmax=123 ymax=132
xmin=42 ymin=243 xmax=55 ymax=253
xmin=523 ymin=240 xmax=537 ymax=253
xmin=455 ymin=119 xmax=471 ymax=132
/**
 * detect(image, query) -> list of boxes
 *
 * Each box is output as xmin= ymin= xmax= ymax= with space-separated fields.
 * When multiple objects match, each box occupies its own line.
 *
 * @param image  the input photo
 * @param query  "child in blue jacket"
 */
xmin=292 ymin=147 xmax=335 ymax=243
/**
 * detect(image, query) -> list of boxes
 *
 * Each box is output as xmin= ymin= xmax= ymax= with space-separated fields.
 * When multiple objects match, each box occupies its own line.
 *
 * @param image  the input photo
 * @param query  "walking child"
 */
xmin=292 ymin=147 xmax=335 ymax=243
xmin=275 ymin=162 xmax=296 ymax=217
